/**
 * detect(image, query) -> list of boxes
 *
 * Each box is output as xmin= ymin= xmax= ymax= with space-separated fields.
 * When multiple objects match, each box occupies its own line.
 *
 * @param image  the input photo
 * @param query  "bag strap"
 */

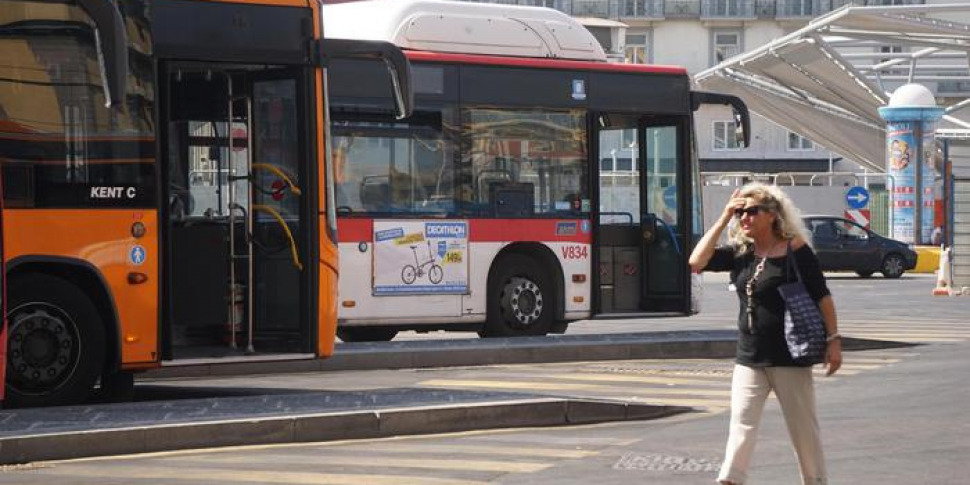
xmin=786 ymin=240 xmax=804 ymax=283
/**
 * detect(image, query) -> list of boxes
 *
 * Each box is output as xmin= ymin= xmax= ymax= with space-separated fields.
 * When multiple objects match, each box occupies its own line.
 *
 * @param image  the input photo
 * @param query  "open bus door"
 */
xmin=594 ymin=114 xmax=692 ymax=315
xmin=594 ymin=93 xmax=748 ymax=317
xmin=0 ymin=175 xmax=6 ymax=404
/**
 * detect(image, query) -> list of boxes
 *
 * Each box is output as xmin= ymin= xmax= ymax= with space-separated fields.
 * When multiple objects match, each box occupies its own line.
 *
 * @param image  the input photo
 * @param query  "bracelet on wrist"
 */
xmin=826 ymin=333 xmax=842 ymax=343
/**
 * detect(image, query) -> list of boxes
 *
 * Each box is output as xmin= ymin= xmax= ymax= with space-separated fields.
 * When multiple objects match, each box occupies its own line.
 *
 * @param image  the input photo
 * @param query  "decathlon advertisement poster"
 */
xmin=373 ymin=221 xmax=468 ymax=295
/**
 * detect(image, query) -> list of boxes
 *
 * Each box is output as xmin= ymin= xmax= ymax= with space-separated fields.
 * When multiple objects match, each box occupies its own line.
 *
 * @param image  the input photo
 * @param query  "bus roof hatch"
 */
xmin=322 ymin=0 xmax=607 ymax=62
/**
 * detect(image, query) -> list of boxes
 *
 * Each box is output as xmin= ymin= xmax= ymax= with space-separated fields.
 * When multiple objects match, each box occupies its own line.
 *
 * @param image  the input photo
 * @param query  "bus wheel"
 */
xmin=337 ymin=327 xmax=398 ymax=342
xmin=482 ymin=255 xmax=553 ymax=337
xmin=5 ymin=274 xmax=106 ymax=408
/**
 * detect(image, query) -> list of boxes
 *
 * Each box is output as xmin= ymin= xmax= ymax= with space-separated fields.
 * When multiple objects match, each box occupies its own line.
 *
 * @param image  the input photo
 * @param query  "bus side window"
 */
xmin=476 ymin=168 xmax=512 ymax=203
xmin=490 ymin=182 xmax=534 ymax=217
xmin=359 ymin=176 xmax=390 ymax=212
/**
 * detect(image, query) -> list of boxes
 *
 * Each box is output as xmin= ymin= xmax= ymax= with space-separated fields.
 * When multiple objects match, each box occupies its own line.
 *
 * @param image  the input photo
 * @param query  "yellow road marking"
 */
xmin=842 ymin=357 xmax=902 ymax=364
xmin=329 ymin=443 xmax=599 ymax=458
xmin=845 ymin=334 xmax=963 ymax=342
xmin=840 ymin=319 xmax=970 ymax=325
xmin=418 ymin=378 xmax=730 ymax=396
xmin=418 ymin=380 xmax=730 ymax=408
xmin=538 ymin=372 xmax=731 ymax=387
xmin=814 ymin=369 xmax=858 ymax=376
xmin=836 ymin=363 xmax=885 ymax=370
xmin=170 ymin=455 xmax=551 ymax=473
xmin=625 ymin=397 xmax=730 ymax=408
xmin=842 ymin=326 xmax=970 ymax=333
xmin=844 ymin=329 xmax=970 ymax=336
xmin=30 ymin=465 xmax=489 ymax=485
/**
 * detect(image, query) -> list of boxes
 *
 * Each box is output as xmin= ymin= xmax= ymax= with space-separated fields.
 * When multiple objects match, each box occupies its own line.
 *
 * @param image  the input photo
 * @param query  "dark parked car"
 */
xmin=803 ymin=216 xmax=918 ymax=278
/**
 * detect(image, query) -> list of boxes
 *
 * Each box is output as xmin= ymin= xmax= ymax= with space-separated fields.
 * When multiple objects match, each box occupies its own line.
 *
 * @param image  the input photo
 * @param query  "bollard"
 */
xmin=932 ymin=245 xmax=952 ymax=296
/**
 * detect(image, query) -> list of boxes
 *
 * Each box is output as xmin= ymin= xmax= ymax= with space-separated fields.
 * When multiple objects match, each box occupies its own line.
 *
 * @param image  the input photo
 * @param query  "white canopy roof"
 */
xmin=695 ymin=4 xmax=970 ymax=172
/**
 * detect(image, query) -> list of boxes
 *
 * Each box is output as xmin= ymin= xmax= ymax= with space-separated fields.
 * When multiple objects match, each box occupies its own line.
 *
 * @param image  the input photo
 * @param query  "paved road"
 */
xmin=3 ymin=344 xmax=964 ymax=484
xmin=1 ymin=272 xmax=967 ymax=481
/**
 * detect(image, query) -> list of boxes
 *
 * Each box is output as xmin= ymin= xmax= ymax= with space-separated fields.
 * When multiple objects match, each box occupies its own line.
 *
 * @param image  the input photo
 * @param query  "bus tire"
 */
xmin=337 ymin=327 xmax=398 ymax=342
xmin=481 ymin=254 xmax=554 ymax=338
xmin=5 ymin=274 xmax=106 ymax=408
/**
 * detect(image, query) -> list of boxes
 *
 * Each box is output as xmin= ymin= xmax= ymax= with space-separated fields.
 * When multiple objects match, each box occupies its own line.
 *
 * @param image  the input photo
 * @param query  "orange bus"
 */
xmin=0 ymin=0 xmax=411 ymax=407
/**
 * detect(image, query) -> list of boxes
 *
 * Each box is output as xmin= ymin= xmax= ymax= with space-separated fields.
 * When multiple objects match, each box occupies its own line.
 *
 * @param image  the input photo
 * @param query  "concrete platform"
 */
xmin=146 ymin=330 xmax=742 ymax=379
xmin=0 ymin=388 xmax=686 ymax=464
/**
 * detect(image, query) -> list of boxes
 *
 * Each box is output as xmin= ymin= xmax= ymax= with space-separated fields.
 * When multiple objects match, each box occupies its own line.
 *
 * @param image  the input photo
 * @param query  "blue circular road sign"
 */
xmin=846 ymin=186 xmax=870 ymax=209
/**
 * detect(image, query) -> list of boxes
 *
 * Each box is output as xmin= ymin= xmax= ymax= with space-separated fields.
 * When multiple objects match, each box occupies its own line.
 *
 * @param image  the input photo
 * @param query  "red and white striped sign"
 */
xmin=845 ymin=209 xmax=870 ymax=229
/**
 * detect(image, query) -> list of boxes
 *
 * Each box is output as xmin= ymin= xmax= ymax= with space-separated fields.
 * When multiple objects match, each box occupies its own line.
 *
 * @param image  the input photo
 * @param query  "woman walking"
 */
xmin=689 ymin=183 xmax=842 ymax=485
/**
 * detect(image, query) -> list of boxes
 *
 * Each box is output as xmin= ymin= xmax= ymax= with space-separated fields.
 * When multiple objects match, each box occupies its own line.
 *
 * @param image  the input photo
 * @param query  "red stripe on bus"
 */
xmin=405 ymin=51 xmax=688 ymax=76
xmin=337 ymin=218 xmax=591 ymax=244
xmin=471 ymin=219 xmax=591 ymax=243
xmin=337 ymin=218 xmax=373 ymax=242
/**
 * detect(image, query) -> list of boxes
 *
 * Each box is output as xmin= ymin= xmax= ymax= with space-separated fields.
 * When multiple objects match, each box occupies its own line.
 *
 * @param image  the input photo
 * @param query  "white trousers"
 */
xmin=717 ymin=365 xmax=827 ymax=485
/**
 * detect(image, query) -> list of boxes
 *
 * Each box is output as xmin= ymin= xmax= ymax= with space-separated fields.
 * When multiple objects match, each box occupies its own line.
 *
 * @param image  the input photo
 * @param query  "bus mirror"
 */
xmin=690 ymin=91 xmax=751 ymax=148
xmin=318 ymin=39 xmax=414 ymax=119
xmin=78 ymin=0 xmax=128 ymax=108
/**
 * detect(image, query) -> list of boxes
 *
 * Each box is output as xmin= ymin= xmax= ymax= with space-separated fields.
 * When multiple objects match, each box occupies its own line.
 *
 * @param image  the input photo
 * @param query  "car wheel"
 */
xmin=881 ymin=253 xmax=906 ymax=279
xmin=856 ymin=271 xmax=873 ymax=278
xmin=337 ymin=327 xmax=398 ymax=342
xmin=481 ymin=254 xmax=554 ymax=338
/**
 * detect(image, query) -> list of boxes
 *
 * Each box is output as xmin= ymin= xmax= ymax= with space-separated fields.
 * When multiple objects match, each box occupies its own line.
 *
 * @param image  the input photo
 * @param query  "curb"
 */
xmin=0 ymin=399 xmax=688 ymax=465
xmin=145 ymin=331 xmax=740 ymax=379
xmin=144 ymin=332 xmax=910 ymax=380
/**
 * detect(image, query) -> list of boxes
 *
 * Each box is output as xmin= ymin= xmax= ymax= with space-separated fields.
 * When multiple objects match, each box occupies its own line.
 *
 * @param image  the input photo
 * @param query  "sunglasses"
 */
xmin=734 ymin=206 xmax=766 ymax=218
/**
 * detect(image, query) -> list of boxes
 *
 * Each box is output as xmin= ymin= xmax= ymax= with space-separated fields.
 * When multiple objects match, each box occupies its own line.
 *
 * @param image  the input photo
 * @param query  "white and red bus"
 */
xmin=324 ymin=0 xmax=749 ymax=341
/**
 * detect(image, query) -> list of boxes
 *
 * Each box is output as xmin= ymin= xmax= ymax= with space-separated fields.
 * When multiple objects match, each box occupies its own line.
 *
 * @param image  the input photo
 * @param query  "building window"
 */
xmin=713 ymin=121 xmax=740 ymax=151
xmin=878 ymin=45 xmax=905 ymax=75
xmin=712 ymin=31 xmax=741 ymax=65
xmin=625 ymin=33 xmax=649 ymax=64
xmin=787 ymin=131 xmax=814 ymax=151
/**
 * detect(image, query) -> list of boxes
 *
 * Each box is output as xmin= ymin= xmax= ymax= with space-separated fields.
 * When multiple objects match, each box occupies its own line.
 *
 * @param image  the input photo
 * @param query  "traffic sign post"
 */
xmin=846 ymin=209 xmax=871 ymax=229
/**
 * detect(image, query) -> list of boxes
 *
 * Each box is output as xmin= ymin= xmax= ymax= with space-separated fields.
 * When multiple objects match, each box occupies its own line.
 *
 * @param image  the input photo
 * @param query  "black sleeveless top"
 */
xmin=705 ymin=244 xmax=830 ymax=367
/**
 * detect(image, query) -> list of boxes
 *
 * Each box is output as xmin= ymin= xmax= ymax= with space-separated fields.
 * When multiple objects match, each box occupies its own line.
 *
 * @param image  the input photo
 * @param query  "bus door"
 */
xmin=163 ymin=64 xmax=311 ymax=360
xmin=594 ymin=114 xmax=689 ymax=315
xmin=638 ymin=117 xmax=690 ymax=313
xmin=0 ymin=186 xmax=5 ymax=403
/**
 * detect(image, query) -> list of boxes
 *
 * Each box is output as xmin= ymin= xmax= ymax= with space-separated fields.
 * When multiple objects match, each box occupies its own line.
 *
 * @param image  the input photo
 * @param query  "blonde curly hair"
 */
xmin=728 ymin=182 xmax=811 ymax=254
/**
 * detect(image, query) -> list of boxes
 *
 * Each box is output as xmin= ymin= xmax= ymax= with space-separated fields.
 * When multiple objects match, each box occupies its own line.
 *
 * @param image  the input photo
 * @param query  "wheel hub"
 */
xmin=507 ymin=277 xmax=543 ymax=325
xmin=7 ymin=305 xmax=78 ymax=390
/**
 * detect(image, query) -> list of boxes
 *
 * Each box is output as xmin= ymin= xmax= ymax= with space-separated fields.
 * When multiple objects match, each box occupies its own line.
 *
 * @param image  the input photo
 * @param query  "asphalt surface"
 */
xmin=0 ymin=273 xmax=957 ymax=464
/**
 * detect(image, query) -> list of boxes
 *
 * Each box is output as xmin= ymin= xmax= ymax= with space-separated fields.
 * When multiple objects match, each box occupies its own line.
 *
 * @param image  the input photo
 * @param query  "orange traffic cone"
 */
xmin=932 ymin=246 xmax=952 ymax=296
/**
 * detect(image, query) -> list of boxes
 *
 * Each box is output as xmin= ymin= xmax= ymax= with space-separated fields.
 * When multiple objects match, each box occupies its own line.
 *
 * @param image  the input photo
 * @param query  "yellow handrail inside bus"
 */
xmin=252 ymin=163 xmax=302 ymax=196
xmin=252 ymin=204 xmax=303 ymax=271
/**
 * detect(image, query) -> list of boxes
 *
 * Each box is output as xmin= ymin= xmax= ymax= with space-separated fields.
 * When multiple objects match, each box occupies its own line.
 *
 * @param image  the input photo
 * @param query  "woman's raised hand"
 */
xmin=721 ymin=189 xmax=746 ymax=223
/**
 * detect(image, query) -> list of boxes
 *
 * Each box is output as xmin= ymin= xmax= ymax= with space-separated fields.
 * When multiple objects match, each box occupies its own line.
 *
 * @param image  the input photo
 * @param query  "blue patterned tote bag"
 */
xmin=777 ymin=243 xmax=827 ymax=365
